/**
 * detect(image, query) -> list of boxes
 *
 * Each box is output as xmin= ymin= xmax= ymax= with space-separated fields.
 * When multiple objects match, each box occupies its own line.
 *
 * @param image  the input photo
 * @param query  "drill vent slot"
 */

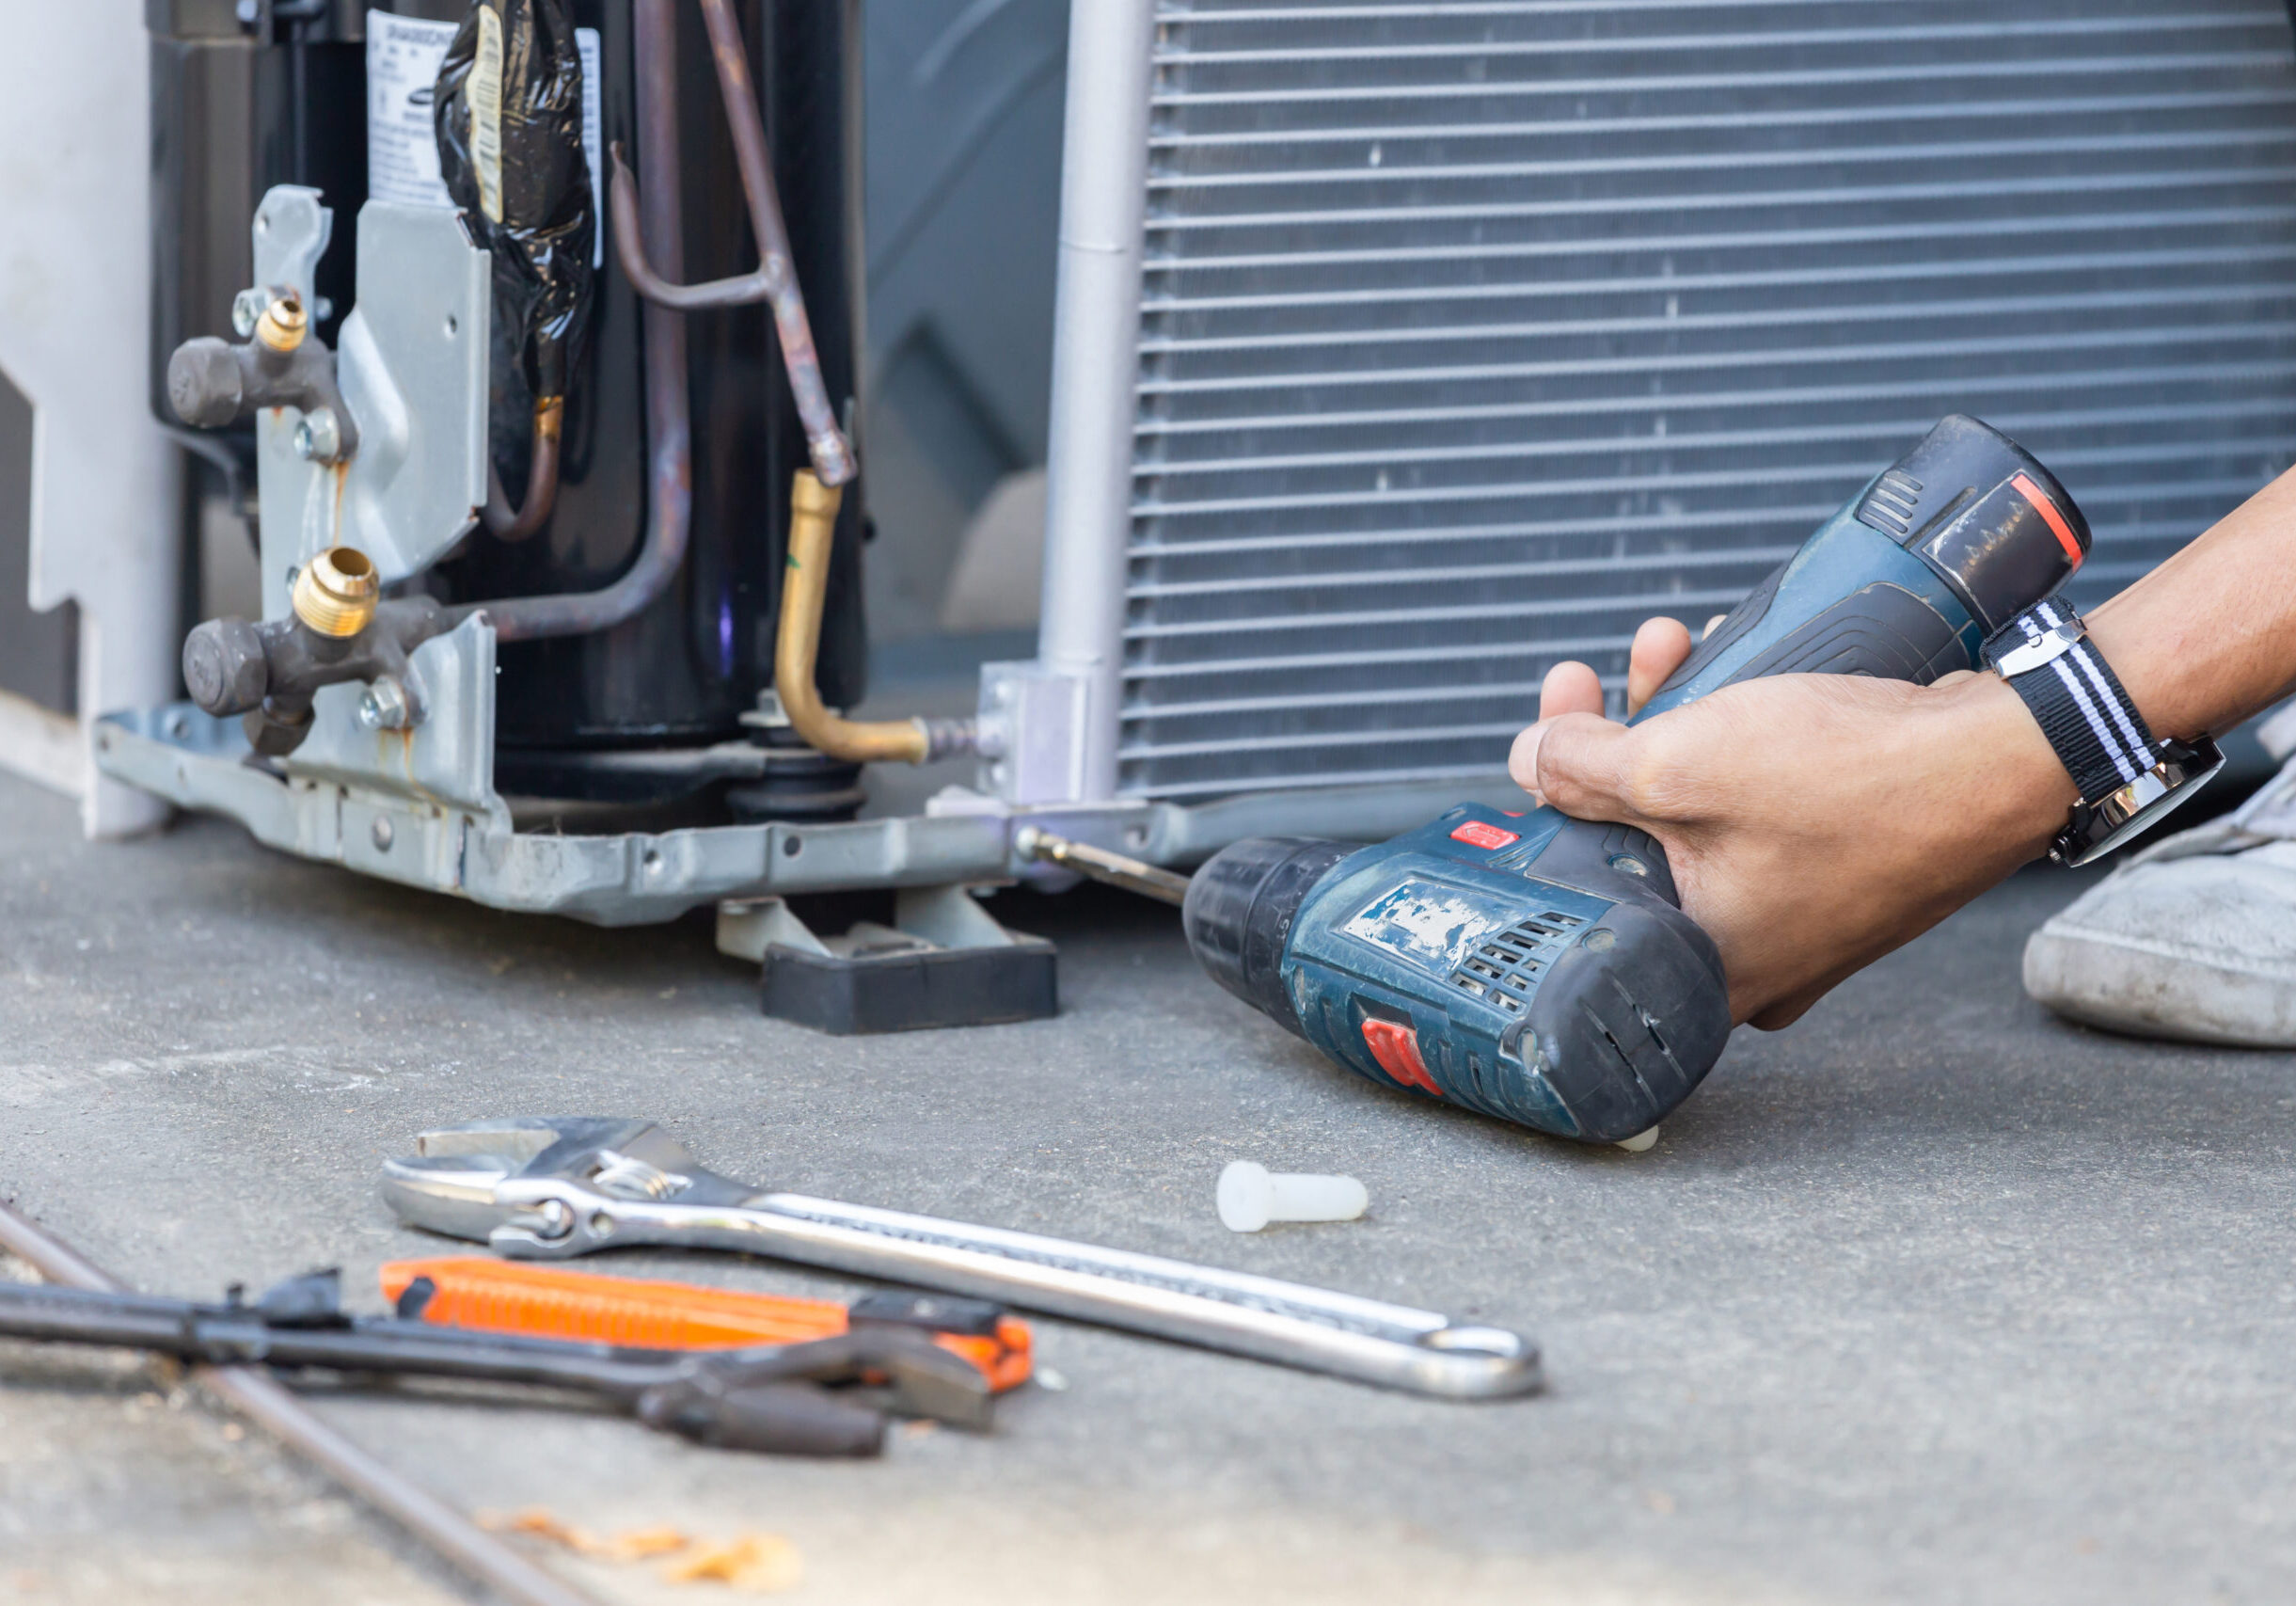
xmin=1449 ymin=911 xmax=1586 ymax=1016
xmin=1858 ymin=468 xmax=1923 ymax=537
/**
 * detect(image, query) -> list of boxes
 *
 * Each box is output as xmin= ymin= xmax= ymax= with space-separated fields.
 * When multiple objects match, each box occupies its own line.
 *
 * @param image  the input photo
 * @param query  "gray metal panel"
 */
xmin=1124 ymin=0 xmax=2296 ymax=802
xmin=0 ymin=364 xmax=75 ymax=716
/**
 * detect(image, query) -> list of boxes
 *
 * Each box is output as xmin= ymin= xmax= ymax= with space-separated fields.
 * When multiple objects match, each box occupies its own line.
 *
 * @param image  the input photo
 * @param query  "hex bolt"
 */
xmin=245 ymin=702 xmax=314 ymax=758
xmin=357 ymin=676 xmax=413 ymax=732
xmin=1216 ymin=1161 xmax=1369 ymax=1233
xmin=371 ymin=818 xmax=395 ymax=852
xmin=293 ymin=407 xmax=344 ymax=464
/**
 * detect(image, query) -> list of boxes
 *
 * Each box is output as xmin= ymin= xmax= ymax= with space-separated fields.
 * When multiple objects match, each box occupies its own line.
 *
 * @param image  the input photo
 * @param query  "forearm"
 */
xmin=2085 ymin=465 xmax=2296 ymax=740
xmin=1515 ymin=464 xmax=2296 ymax=1027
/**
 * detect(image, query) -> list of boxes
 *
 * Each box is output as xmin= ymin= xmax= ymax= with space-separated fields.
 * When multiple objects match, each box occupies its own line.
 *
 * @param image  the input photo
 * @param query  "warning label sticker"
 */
xmin=366 ymin=13 xmax=458 ymax=210
xmin=1342 ymin=878 xmax=1518 ymax=978
xmin=364 ymin=10 xmax=603 ymax=265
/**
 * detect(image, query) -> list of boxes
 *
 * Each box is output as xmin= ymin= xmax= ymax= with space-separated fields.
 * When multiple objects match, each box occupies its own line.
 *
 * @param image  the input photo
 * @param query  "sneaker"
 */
xmin=2024 ymin=741 xmax=2296 ymax=1046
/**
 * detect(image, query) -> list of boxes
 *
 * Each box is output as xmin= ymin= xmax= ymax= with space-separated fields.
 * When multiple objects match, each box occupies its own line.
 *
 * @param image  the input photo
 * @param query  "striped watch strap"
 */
xmin=1983 ymin=602 xmax=2158 ymax=805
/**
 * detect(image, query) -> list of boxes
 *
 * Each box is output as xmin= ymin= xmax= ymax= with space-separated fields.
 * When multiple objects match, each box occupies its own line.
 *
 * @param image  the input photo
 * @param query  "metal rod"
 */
xmin=0 ymin=1198 xmax=599 ymax=1606
xmin=605 ymin=0 xmax=855 ymax=486
xmin=475 ymin=0 xmax=691 ymax=644
xmin=1014 ymin=825 xmax=1191 ymax=906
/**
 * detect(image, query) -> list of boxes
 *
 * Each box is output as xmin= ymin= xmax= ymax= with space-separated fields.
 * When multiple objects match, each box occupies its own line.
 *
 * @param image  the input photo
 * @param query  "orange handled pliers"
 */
xmin=381 ymin=1257 xmax=1033 ymax=1393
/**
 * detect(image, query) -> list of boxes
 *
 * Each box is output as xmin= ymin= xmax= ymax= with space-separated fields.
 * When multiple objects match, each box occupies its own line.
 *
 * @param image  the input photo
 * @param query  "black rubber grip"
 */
xmin=638 ymin=1381 xmax=886 ymax=1457
xmin=1650 ymin=563 xmax=1783 ymax=696
xmin=1725 ymin=582 xmax=1964 ymax=684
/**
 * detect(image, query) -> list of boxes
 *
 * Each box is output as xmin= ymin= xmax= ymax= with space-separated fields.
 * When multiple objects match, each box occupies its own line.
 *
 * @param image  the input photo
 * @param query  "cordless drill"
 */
xmin=1182 ymin=416 xmax=2091 ymax=1144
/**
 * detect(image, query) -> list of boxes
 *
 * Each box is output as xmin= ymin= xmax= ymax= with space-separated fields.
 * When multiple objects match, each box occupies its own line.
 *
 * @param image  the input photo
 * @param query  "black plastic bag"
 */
xmin=434 ymin=0 xmax=594 ymax=406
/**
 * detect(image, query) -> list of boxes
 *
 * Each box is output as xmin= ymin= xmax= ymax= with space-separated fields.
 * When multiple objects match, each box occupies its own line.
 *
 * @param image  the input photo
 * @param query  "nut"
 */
xmin=230 ymin=288 xmax=267 ymax=340
xmin=293 ymin=407 xmax=343 ymax=464
xmin=357 ymin=676 xmax=412 ymax=732
xmin=181 ymin=618 xmax=269 ymax=716
xmin=244 ymin=703 xmax=313 ymax=758
xmin=290 ymin=547 xmax=379 ymax=638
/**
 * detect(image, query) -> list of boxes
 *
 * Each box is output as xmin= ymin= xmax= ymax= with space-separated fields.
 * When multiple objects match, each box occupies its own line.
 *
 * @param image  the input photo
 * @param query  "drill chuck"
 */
xmin=1184 ymin=837 xmax=1357 ymax=1032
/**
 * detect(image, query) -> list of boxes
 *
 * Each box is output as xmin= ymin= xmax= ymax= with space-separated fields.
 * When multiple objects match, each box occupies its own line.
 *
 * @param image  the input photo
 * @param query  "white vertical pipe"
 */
xmin=1034 ymin=0 xmax=1157 ymax=803
xmin=0 ymin=0 xmax=181 ymax=838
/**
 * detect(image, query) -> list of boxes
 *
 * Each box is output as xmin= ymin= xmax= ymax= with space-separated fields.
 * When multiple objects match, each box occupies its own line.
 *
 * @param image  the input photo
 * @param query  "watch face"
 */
xmin=2054 ymin=740 xmax=2227 ymax=867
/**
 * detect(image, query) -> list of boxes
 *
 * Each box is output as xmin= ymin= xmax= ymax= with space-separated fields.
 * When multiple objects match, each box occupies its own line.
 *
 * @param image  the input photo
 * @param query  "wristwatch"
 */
xmin=1985 ymin=601 xmax=2224 ymax=867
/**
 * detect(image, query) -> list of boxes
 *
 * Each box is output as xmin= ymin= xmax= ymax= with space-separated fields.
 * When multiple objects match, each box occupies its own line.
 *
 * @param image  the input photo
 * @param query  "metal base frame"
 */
xmin=95 ymin=705 xmax=1526 ymax=927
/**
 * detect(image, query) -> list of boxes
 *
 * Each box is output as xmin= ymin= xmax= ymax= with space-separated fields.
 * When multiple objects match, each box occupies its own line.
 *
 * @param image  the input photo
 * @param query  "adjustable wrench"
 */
xmin=381 ymin=1119 xmax=1540 ymax=1400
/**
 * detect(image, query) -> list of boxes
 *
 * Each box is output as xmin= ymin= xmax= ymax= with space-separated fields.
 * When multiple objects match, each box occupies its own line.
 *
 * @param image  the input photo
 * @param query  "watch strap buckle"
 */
xmin=1989 ymin=619 xmax=2084 ymax=677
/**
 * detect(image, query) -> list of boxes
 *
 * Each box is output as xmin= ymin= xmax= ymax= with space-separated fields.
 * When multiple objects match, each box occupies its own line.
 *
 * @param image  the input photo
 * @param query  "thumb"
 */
xmin=1510 ymin=712 xmax=1659 ymax=827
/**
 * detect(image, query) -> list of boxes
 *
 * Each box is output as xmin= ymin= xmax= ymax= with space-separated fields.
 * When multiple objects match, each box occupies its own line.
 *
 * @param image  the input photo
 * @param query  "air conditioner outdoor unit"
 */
xmin=73 ymin=0 xmax=2296 ymax=926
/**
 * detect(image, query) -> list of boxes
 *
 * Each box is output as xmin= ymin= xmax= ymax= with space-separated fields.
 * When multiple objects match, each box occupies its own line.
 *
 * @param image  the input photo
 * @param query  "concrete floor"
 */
xmin=3 ymin=768 xmax=2294 ymax=1605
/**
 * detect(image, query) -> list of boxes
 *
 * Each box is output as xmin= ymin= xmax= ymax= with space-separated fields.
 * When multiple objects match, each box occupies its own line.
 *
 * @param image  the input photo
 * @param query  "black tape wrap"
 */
xmin=435 ymin=0 xmax=596 ymax=435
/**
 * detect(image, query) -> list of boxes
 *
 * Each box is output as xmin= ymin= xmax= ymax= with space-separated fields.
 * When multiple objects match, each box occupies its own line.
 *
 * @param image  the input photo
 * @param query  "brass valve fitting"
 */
xmin=255 ymin=293 xmax=309 ymax=354
xmin=292 ymin=547 xmax=380 ymax=638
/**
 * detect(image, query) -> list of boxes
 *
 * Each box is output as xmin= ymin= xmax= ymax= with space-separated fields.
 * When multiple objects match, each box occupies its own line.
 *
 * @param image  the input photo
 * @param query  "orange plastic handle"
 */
xmin=379 ymin=1257 xmax=1032 ymax=1393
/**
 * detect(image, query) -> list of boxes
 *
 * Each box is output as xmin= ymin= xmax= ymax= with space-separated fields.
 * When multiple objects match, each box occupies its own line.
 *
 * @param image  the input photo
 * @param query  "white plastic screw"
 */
xmin=1615 ymin=1126 xmax=1660 ymax=1153
xmin=1217 ymin=1161 xmax=1369 ymax=1232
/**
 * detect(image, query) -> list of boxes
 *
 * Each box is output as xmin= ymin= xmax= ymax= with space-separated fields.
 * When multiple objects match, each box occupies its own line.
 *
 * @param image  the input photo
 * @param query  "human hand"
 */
xmin=1510 ymin=621 xmax=2076 ymax=1029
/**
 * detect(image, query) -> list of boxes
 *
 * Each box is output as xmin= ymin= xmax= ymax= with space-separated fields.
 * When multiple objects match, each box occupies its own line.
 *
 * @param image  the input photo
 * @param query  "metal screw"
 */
xmin=371 ymin=818 xmax=394 ymax=851
xmin=293 ymin=407 xmax=343 ymax=464
xmin=230 ymin=288 xmax=267 ymax=339
xmin=523 ymin=1200 xmax=574 ymax=1240
xmin=357 ymin=676 xmax=412 ymax=732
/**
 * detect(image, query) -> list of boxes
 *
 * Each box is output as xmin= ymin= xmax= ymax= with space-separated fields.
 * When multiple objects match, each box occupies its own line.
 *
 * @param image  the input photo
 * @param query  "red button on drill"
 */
xmin=1361 ymin=1019 xmax=1442 ymax=1097
xmin=1449 ymin=820 xmax=1519 ymax=851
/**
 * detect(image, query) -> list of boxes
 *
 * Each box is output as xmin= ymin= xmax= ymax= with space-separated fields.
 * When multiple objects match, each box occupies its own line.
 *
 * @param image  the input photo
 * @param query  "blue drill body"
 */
xmin=1185 ymin=417 xmax=2093 ymax=1143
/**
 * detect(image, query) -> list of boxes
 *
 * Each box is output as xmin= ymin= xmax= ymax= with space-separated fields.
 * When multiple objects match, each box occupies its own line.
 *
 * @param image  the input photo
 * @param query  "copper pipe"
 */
xmin=775 ymin=470 xmax=973 ymax=763
xmin=605 ymin=0 xmax=855 ymax=486
xmin=482 ymin=396 xmax=563 ymax=542
xmin=475 ymin=0 xmax=690 ymax=643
